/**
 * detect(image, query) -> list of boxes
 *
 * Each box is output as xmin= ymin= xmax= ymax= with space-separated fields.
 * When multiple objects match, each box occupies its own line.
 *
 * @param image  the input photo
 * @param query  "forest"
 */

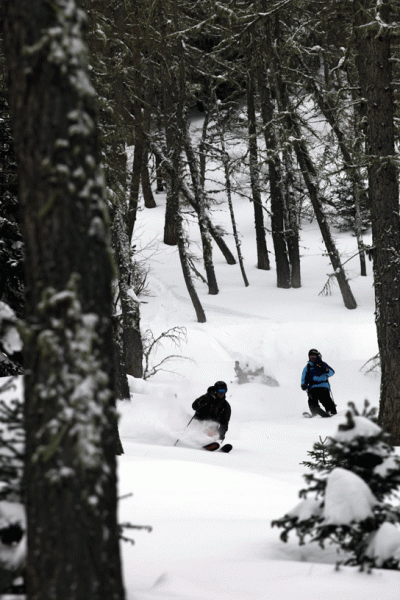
xmin=0 ymin=0 xmax=399 ymax=599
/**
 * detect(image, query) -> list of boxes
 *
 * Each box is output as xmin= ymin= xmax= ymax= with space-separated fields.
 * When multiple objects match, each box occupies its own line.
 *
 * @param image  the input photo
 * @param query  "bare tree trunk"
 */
xmin=215 ymin=108 xmax=249 ymax=287
xmin=283 ymin=150 xmax=301 ymax=288
xmin=141 ymin=59 xmax=156 ymax=210
xmin=303 ymin=54 xmax=368 ymax=277
xmin=127 ymin=20 xmax=144 ymax=242
xmin=155 ymin=152 xmax=165 ymax=193
xmin=111 ymin=202 xmax=143 ymax=378
xmin=256 ymin=56 xmax=291 ymax=287
xmin=141 ymin=149 xmax=156 ymax=209
xmin=177 ymin=222 xmax=207 ymax=323
xmin=271 ymin=39 xmax=357 ymax=309
xmin=128 ymin=130 xmax=143 ymax=241
xmin=183 ymin=119 xmax=219 ymax=295
xmin=353 ymin=0 xmax=400 ymax=441
xmin=199 ymin=109 xmax=210 ymax=191
xmin=294 ymin=137 xmax=357 ymax=309
xmin=149 ymin=141 xmax=237 ymax=265
xmin=246 ymin=64 xmax=270 ymax=271
xmin=3 ymin=1 xmax=125 ymax=598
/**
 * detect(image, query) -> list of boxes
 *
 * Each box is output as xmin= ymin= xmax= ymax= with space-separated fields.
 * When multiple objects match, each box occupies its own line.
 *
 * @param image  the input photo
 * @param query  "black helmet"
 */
xmin=308 ymin=348 xmax=321 ymax=359
xmin=214 ymin=380 xmax=228 ymax=393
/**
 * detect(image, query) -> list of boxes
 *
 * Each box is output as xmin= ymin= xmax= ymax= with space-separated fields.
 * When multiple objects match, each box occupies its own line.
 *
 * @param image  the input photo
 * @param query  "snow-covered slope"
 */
xmin=116 ymin=169 xmax=400 ymax=599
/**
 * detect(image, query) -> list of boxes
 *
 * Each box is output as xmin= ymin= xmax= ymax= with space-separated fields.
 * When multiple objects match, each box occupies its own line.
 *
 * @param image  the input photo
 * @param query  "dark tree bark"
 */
xmin=155 ymin=152 xmax=165 ymax=193
xmin=112 ymin=322 xmax=130 ymax=402
xmin=128 ymin=131 xmax=143 ymax=242
xmin=111 ymin=201 xmax=143 ymax=379
xmin=159 ymin=6 xmax=179 ymax=247
xmin=141 ymin=149 xmax=156 ymax=209
xmin=301 ymin=54 xmax=368 ymax=277
xmin=2 ymin=1 xmax=125 ymax=599
xmin=246 ymin=63 xmax=270 ymax=271
xmin=183 ymin=119 xmax=219 ymax=295
xmin=216 ymin=110 xmax=249 ymax=287
xmin=140 ymin=63 xmax=156 ymax=210
xmin=294 ymin=135 xmax=358 ymax=310
xmin=256 ymin=58 xmax=291 ymax=287
xmin=0 ymin=87 xmax=25 ymax=320
xmin=353 ymin=0 xmax=400 ymax=442
xmin=271 ymin=31 xmax=357 ymax=309
xmin=283 ymin=149 xmax=301 ymax=288
xmin=150 ymin=141 xmax=237 ymax=265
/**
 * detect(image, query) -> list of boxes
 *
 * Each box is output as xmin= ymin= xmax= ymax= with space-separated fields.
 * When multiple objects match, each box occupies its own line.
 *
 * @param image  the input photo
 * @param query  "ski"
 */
xmin=203 ymin=442 xmax=220 ymax=451
xmin=303 ymin=412 xmax=313 ymax=418
xmin=219 ymin=444 xmax=232 ymax=453
xmin=202 ymin=442 xmax=232 ymax=452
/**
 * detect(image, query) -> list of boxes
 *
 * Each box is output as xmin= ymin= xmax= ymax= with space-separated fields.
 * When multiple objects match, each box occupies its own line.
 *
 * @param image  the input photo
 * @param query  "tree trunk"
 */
xmin=256 ymin=56 xmax=291 ymax=287
xmin=353 ymin=0 xmax=400 ymax=441
xmin=283 ymin=150 xmax=301 ymax=288
xmin=155 ymin=152 xmax=165 ymax=193
xmin=111 ymin=201 xmax=143 ymax=378
xmin=303 ymin=54 xmax=368 ymax=277
xmin=215 ymin=106 xmax=249 ymax=287
xmin=140 ymin=57 xmax=156 ymax=210
xmin=246 ymin=65 xmax=270 ymax=271
xmin=127 ymin=23 xmax=144 ymax=242
xmin=294 ymin=138 xmax=357 ymax=310
xmin=183 ymin=119 xmax=219 ymax=295
xmin=128 ymin=130 xmax=143 ymax=241
xmin=112 ymin=319 xmax=130 ymax=402
xmin=141 ymin=149 xmax=156 ymax=209
xmin=271 ymin=42 xmax=357 ymax=309
xmin=2 ymin=1 xmax=125 ymax=599
xmin=150 ymin=141 xmax=237 ymax=265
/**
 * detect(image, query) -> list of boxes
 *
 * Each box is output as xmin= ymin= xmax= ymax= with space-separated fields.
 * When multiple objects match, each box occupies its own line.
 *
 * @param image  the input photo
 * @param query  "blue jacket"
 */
xmin=301 ymin=360 xmax=334 ymax=392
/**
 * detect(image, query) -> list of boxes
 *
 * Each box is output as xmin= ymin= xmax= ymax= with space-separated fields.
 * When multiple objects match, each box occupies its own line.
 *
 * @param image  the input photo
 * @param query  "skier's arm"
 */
xmin=319 ymin=361 xmax=334 ymax=377
xmin=217 ymin=404 xmax=231 ymax=438
xmin=192 ymin=396 xmax=211 ymax=418
xmin=301 ymin=366 xmax=308 ymax=390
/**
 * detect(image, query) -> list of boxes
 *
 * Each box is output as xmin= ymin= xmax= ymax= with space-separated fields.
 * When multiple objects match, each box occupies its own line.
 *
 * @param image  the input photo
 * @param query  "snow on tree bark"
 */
xmin=353 ymin=0 xmax=400 ymax=444
xmin=2 ymin=0 xmax=125 ymax=599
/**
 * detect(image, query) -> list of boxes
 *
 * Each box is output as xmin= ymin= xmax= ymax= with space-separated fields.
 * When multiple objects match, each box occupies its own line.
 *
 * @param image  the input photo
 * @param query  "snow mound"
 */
xmin=323 ymin=468 xmax=377 ymax=525
xmin=332 ymin=416 xmax=382 ymax=442
xmin=287 ymin=497 xmax=323 ymax=522
xmin=365 ymin=522 xmax=400 ymax=566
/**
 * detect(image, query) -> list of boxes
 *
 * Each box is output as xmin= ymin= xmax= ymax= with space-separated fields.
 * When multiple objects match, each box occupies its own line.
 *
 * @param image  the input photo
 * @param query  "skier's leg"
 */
xmin=309 ymin=389 xmax=330 ymax=417
xmin=319 ymin=389 xmax=336 ymax=415
xmin=308 ymin=391 xmax=322 ymax=417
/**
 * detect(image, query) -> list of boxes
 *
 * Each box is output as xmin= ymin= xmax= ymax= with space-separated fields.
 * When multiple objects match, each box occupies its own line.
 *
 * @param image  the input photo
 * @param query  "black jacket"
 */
xmin=192 ymin=386 xmax=231 ymax=438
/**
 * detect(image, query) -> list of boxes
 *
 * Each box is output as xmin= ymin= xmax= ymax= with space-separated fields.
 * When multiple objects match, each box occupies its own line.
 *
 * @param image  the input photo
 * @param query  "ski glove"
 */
xmin=301 ymin=384 xmax=307 ymax=391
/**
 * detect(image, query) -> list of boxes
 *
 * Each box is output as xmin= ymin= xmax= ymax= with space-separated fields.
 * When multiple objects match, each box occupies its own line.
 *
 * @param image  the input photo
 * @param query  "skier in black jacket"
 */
xmin=192 ymin=381 xmax=231 ymax=440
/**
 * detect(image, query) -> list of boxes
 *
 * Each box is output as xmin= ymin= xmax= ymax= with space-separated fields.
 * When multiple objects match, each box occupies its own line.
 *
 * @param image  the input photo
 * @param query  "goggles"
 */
xmin=216 ymin=388 xmax=227 ymax=394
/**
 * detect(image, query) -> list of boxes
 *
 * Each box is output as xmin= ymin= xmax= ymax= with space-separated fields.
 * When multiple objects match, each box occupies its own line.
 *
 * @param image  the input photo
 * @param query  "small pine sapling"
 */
xmin=272 ymin=401 xmax=400 ymax=570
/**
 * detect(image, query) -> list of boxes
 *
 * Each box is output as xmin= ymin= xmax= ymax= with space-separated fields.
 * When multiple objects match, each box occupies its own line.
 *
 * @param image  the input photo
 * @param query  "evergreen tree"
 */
xmin=272 ymin=404 xmax=400 ymax=569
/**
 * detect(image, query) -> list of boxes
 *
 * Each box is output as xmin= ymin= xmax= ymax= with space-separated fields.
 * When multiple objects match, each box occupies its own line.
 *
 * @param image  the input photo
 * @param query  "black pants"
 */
xmin=308 ymin=387 xmax=336 ymax=417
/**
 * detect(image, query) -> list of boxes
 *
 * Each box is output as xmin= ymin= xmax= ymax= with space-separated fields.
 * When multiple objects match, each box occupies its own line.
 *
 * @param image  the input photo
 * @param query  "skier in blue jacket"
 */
xmin=301 ymin=349 xmax=336 ymax=417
